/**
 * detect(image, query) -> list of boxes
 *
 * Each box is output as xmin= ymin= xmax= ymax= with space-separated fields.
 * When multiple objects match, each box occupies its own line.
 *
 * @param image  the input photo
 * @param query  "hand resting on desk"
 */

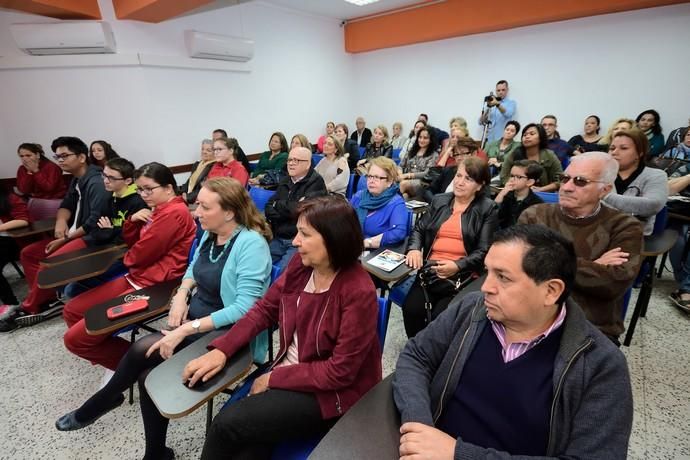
xmin=182 ymin=348 xmax=227 ymax=388
xmin=399 ymin=422 xmax=456 ymax=460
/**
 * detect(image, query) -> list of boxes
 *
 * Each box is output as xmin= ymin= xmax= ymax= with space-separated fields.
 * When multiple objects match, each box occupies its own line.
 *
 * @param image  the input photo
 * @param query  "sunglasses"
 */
xmin=558 ymin=174 xmax=607 ymax=187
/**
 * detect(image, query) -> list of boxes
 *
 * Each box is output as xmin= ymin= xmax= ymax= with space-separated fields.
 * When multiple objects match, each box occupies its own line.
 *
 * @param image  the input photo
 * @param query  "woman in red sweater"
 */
xmin=184 ymin=195 xmax=382 ymax=460
xmin=16 ymin=143 xmax=67 ymax=199
xmin=62 ymin=162 xmax=197 ymax=370
xmin=206 ymin=137 xmax=249 ymax=187
xmin=0 ymin=189 xmax=29 ymax=308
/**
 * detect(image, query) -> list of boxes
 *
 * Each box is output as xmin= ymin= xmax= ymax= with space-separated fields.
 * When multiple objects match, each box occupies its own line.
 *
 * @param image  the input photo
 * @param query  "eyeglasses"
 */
xmin=286 ymin=158 xmax=310 ymax=164
xmin=53 ymin=153 xmax=78 ymax=162
xmin=558 ymin=174 xmax=607 ymax=187
xmin=509 ymin=174 xmax=528 ymax=180
xmin=365 ymin=174 xmax=389 ymax=181
xmin=101 ymin=173 xmax=125 ymax=182
xmin=136 ymin=185 xmax=162 ymax=196
xmin=212 ymin=147 xmax=227 ymax=152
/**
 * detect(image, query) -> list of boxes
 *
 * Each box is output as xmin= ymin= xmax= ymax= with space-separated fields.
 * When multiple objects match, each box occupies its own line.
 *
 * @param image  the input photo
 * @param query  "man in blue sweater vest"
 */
xmin=394 ymin=224 xmax=633 ymax=459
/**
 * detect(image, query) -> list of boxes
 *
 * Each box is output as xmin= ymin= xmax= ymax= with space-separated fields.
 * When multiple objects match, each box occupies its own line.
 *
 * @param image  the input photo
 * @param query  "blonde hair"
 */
xmin=449 ymin=116 xmax=468 ymax=129
xmin=324 ymin=134 xmax=345 ymax=157
xmin=600 ymin=118 xmax=635 ymax=146
xmin=291 ymin=134 xmax=312 ymax=151
xmin=368 ymin=156 xmax=399 ymax=182
xmin=202 ymin=178 xmax=272 ymax=241
xmin=374 ymin=125 xmax=390 ymax=142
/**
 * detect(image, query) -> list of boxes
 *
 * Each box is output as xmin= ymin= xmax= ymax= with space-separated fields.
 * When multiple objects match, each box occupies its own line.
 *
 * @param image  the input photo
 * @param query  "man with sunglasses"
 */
xmin=519 ymin=151 xmax=643 ymax=345
xmin=1 ymin=137 xmax=111 ymax=332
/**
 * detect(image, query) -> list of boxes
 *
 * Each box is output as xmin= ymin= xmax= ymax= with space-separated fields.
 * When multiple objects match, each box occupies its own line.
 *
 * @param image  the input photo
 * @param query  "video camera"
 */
xmin=484 ymin=91 xmax=503 ymax=103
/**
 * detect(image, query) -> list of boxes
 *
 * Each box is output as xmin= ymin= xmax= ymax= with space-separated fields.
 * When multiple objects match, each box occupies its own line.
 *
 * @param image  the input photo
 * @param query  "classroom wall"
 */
xmin=0 ymin=0 xmax=353 ymax=178
xmin=350 ymin=3 xmax=690 ymax=143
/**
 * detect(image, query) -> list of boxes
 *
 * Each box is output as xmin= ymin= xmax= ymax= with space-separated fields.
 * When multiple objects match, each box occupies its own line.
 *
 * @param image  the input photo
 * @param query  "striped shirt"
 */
xmin=490 ymin=305 xmax=567 ymax=363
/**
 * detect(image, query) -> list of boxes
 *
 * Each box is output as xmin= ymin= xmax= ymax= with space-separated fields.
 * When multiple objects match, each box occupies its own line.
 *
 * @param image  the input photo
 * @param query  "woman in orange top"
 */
xmin=403 ymin=157 xmax=498 ymax=337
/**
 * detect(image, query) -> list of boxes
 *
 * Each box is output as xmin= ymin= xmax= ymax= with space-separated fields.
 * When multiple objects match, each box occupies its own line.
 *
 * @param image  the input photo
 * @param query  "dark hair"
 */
xmin=0 ymin=188 xmax=10 ymax=216
xmin=586 ymin=115 xmax=601 ymax=134
xmin=460 ymin=156 xmax=491 ymax=189
xmin=105 ymin=157 xmax=136 ymax=179
xmin=418 ymin=113 xmax=429 ymax=122
xmin=541 ymin=115 xmax=561 ymax=139
xmin=51 ymin=136 xmax=88 ymax=157
xmin=18 ymin=143 xmax=46 ymax=158
xmin=505 ymin=120 xmax=521 ymax=134
xmin=635 ymin=109 xmax=662 ymax=135
xmin=493 ymin=224 xmax=576 ymax=304
xmin=409 ymin=119 xmax=427 ymax=139
xmin=496 ymin=80 xmax=508 ymax=87
xmin=269 ymin=132 xmax=289 ymax=153
xmin=296 ymin=195 xmax=363 ymax=271
xmin=409 ymin=127 xmax=438 ymax=158
xmin=134 ymin=162 xmax=177 ymax=192
xmin=335 ymin=123 xmax=349 ymax=136
xmin=89 ymin=140 xmax=119 ymax=166
xmin=213 ymin=129 xmax=228 ymax=137
xmin=514 ymin=123 xmax=549 ymax=160
xmin=215 ymin=137 xmax=251 ymax=173
xmin=512 ymin=160 xmax=544 ymax=184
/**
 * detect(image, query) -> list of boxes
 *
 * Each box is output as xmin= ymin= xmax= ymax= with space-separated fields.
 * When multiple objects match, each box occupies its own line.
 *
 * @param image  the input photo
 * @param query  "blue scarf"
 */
xmin=356 ymin=184 xmax=400 ymax=226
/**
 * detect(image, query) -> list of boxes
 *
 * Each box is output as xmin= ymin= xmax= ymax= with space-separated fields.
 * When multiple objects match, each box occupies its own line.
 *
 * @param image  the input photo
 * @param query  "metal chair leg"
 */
xmin=206 ymin=398 xmax=214 ymax=436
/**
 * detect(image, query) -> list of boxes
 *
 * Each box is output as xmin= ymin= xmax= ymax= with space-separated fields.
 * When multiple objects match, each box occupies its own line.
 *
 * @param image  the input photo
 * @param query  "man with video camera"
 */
xmin=479 ymin=80 xmax=517 ymax=143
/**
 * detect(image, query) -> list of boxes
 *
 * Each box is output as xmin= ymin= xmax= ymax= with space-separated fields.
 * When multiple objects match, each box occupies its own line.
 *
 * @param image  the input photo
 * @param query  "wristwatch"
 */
xmin=191 ymin=319 xmax=201 ymax=334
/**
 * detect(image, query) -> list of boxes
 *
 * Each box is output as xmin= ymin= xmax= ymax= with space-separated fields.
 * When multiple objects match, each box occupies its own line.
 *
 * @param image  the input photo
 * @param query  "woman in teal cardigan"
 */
xmin=251 ymin=131 xmax=289 ymax=180
xmin=56 ymin=178 xmax=273 ymax=460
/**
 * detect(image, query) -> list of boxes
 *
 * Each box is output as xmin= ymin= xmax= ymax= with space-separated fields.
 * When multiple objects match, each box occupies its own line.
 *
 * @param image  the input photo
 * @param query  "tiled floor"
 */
xmin=1 ymin=264 xmax=689 ymax=459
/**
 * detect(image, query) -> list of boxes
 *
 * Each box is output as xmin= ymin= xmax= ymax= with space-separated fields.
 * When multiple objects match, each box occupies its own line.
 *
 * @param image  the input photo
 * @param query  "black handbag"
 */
xmin=418 ymin=263 xmax=473 ymax=323
xmin=259 ymin=169 xmax=285 ymax=187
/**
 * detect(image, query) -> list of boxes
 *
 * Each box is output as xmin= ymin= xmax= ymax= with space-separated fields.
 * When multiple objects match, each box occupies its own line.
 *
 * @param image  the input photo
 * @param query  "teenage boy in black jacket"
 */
xmin=495 ymin=160 xmax=544 ymax=229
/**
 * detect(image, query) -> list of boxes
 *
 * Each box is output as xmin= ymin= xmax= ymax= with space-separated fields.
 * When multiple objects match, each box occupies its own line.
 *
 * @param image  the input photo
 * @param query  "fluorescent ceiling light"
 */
xmin=344 ymin=0 xmax=381 ymax=5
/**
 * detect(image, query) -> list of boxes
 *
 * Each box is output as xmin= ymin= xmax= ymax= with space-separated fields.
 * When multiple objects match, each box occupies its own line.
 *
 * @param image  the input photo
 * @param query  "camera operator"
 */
xmin=479 ymin=80 xmax=517 ymax=143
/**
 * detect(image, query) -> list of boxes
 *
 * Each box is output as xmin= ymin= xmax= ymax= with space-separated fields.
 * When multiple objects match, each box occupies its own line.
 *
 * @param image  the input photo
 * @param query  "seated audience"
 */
xmin=599 ymin=118 xmax=635 ymax=151
xmin=359 ymin=125 xmax=393 ymax=168
xmin=485 ymin=120 xmax=521 ymax=171
xmin=398 ymin=126 xmax=439 ymax=199
xmin=314 ymin=134 xmax=350 ymax=195
xmin=568 ymin=115 xmax=603 ymax=153
xmin=399 ymin=120 xmax=426 ymax=162
xmin=265 ymin=147 xmax=327 ymax=269
xmin=207 ymin=137 xmax=249 ymax=187
xmin=423 ymin=137 xmax=484 ymax=202
xmin=16 ymin=142 xmax=67 ymax=199
xmin=494 ymin=160 xmax=544 ymax=228
xmin=212 ymin=129 xmax=252 ymax=175
xmin=55 ymin=178 xmax=272 ymax=460
xmin=500 ymin=124 xmax=562 ymax=191
xmin=660 ymin=127 xmax=690 ymax=174
xmin=668 ymin=170 xmax=690 ymax=311
xmin=188 ymin=195 xmax=382 ymax=460
xmin=0 ymin=188 xmax=29 ymax=309
xmin=316 ymin=121 xmax=335 ymax=152
xmin=62 ymin=162 xmax=197 ymax=369
xmin=62 ymin=157 xmax=148 ymax=298
xmin=519 ymin=151 xmax=643 ymax=344
xmin=403 ymin=157 xmax=498 ymax=337
xmin=89 ymin=140 xmax=119 ymax=168
xmin=290 ymin=133 xmax=312 ymax=151
xmin=663 ymin=116 xmax=690 ymax=151
xmin=351 ymin=116 xmax=372 ymax=147
xmin=334 ymin=124 xmax=359 ymax=171
xmin=180 ymin=139 xmax=215 ymax=203
xmin=604 ymin=128 xmax=667 ymax=236
xmin=541 ymin=115 xmax=574 ymax=167
xmin=251 ymin=132 xmax=289 ymax=179
xmin=1 ymin=137 xmax=111 ymax=332
xmin=636 ymin=109 xmax=665 ymax=157
xmin=350 ymin=157 xmax=408 ymax=249
xmin=390 ymin=122 xmax=406 ymax=149
xmin=394 ymin=225 xmax=633 ymax=459
xmin=437 ymin=130 xmax=488 ymax=169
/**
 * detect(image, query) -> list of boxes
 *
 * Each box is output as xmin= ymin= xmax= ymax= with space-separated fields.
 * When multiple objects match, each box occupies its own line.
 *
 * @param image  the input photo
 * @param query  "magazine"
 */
xmin=367 ymin=249 xmax=406 ymax=272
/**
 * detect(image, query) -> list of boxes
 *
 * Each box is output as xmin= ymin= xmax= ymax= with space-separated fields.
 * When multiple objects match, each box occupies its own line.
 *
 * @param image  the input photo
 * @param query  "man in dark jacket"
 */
xmin=351 ymin=117 xmax=372 ymax=148
xmin=265 ymin=147 xmax=327 ymax=269
xmin=394 ymin=225 xmax=633 ymax=459
xmin=494 ymin=159 xmax=544 ymax=228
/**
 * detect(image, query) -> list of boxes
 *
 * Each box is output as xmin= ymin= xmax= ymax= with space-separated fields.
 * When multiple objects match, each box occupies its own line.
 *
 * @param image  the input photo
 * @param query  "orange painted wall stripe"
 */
xmin=344 ymin=0 xmax=690 ymax=53
xmin=0 ymin=0 xmax=101 ymax=19
xmin=113 ymin=0 xmax=214 ymax=22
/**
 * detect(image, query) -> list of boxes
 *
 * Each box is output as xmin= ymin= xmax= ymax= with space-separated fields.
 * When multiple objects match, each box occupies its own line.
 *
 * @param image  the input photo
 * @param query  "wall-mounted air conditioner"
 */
xmin=10 ymin=22 xmax=116 ymax=56
xmin=184 ymin=30 xmax=254 ymax=62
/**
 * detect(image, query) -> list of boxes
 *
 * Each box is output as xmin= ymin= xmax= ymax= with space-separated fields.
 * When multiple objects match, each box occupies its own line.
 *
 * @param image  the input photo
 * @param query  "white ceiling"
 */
xmin=260 ymin=0 xmax=432 ymax=21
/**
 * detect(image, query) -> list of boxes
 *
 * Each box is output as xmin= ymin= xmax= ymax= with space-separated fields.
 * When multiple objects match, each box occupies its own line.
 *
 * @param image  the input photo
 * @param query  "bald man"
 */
xmin=351 ymin=117 xmax=372 ymax=148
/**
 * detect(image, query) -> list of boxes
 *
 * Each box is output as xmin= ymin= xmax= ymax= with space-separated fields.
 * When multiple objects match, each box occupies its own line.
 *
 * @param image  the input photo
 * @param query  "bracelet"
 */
xmin=176 ymin=287 xmax=191 ymax=297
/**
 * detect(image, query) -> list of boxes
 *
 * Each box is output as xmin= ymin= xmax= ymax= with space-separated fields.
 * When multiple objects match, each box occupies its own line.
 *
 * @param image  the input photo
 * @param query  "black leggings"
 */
xmin=201 ymin=387 xmax=334 ymax=460
xmin=0 ymin=237 xmax=21 ymax=305
xmin=402 ymin=276 xmax=457 ymax=338
xmin=75 ymin=332 xmax=190 ymax=460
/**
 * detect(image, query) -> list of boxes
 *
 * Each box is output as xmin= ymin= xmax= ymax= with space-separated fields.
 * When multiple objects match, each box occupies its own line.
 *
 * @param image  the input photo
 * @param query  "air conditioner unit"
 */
xmin=10 ymin=22 xmax=116 ymax=56
xmin=184 ymin=30 xmax=253 ymax=62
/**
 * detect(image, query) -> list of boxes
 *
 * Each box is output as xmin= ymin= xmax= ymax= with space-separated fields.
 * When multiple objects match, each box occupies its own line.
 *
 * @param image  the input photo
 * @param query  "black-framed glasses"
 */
xmin=509 ymin=174 xmax=528 ymax=180
xmin=286 ymin=158 xmax=310 ymax=164
xmin=365 ymin=174 xmax=389 ymax=181
xmin=558 ymin=174 xmax=607 ymax=187
xmin=136 ymin=185 xmax=162 ymax=196
xmin=101 ymin=173 xmax=125 ymax=182
xmin=53 ymin=153 xmax=78 ymax=162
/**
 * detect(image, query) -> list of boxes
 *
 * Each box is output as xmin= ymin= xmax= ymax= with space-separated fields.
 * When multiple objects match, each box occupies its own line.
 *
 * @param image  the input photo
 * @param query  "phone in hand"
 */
xmin=107 ymin=298 xmax=149 ymax=320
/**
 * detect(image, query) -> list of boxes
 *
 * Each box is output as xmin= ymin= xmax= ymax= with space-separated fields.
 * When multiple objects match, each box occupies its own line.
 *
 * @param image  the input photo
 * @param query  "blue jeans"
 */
xmin=668 ymin=223 xmax=690 ymax=292
xmin=269 ymin=238 xmax=297 ymax=271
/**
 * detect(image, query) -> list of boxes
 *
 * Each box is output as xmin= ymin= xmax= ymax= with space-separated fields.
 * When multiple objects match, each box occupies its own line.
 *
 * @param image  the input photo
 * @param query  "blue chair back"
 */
xmin=621 ymin=286 xmax=633 ymax=320
xmin=356 ymin=174 xmax=368 ymax=193
xmin=345 ymin=174 xmax=355 ymax=199
xmin=249 ymin=186 xmax=275 ymax=213
xmin=358 ymin=146 xmax=366 ymax=157
xmin=534 ymin=191 xmax=559 ymax=203
xmin=392 ymin=148 xmax=402 ymax=162
xmin=376 ymin=297 xmax=391 ymax=350
xmin=270 ymin=264 xmax=282 ymax=284
xmin=312 ymin=154 xmax=324 ymax=167
xmin=188 ymin=238 xmax=199 ymax=263
xmin=652 ymin=206 xmax=668 ymax=236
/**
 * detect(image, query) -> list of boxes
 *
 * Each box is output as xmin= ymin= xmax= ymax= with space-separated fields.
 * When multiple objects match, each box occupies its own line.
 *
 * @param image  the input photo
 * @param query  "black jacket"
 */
xmin=265 ymin=169 xmax=328 ymax=239
xmin=351 ymin=128 xmax=372 ymax=148
xmin=83 ymin=184 xmax=148 ymax=246
xmin=343 ymin=138 xmax=360 ymax=171
xmin=408 ymin=192 xmax=498 ymax=274
xmin=424 ymin=166 xmax=456 ymax=202
xmin=180 ymin=161 xmax=214 ymax=204
xmin=497 ymin=189 xmax=543 ymax=229
xmin=363 ymin=142 xmax=393 ymax=160
xmin=59 ymin=165 xmax=111 ymax=234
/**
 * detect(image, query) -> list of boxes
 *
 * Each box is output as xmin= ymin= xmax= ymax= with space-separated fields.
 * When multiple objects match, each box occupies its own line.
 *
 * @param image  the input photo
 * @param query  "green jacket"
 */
xmin=252 ymin=151 xmax=288 ymax=177
xmin=500 ymin=149 xmax=562 ymax=187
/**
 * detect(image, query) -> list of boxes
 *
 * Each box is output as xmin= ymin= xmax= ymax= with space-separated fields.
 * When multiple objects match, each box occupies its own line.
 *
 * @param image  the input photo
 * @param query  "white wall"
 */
xmin=351 ymin=3 xmax=690 ymax=142
xmin=0 ymin=0 xmax=352 ymax=178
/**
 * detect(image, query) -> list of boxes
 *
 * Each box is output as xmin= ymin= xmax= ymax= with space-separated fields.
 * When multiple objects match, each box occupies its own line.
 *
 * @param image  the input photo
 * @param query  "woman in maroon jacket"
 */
xmin=0 ymin=189 xmax=29 ymax=308
xmin=16 ymin=143 xmax=67 ymax=199
xmin=62 ymin=162 xmax=197 ymax=371
xmin=183 ymin=195 xmax=382 ymax=460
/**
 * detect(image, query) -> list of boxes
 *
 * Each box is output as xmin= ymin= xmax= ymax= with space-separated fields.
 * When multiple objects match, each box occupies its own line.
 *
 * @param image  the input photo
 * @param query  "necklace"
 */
xmin=208 ymin=227 xmax=241 ymax=263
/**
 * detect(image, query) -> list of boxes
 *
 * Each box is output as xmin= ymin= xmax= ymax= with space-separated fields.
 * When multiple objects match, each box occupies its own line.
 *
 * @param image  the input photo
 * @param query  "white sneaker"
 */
xmin=99 ymin=369 xmax=115 ymax=389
